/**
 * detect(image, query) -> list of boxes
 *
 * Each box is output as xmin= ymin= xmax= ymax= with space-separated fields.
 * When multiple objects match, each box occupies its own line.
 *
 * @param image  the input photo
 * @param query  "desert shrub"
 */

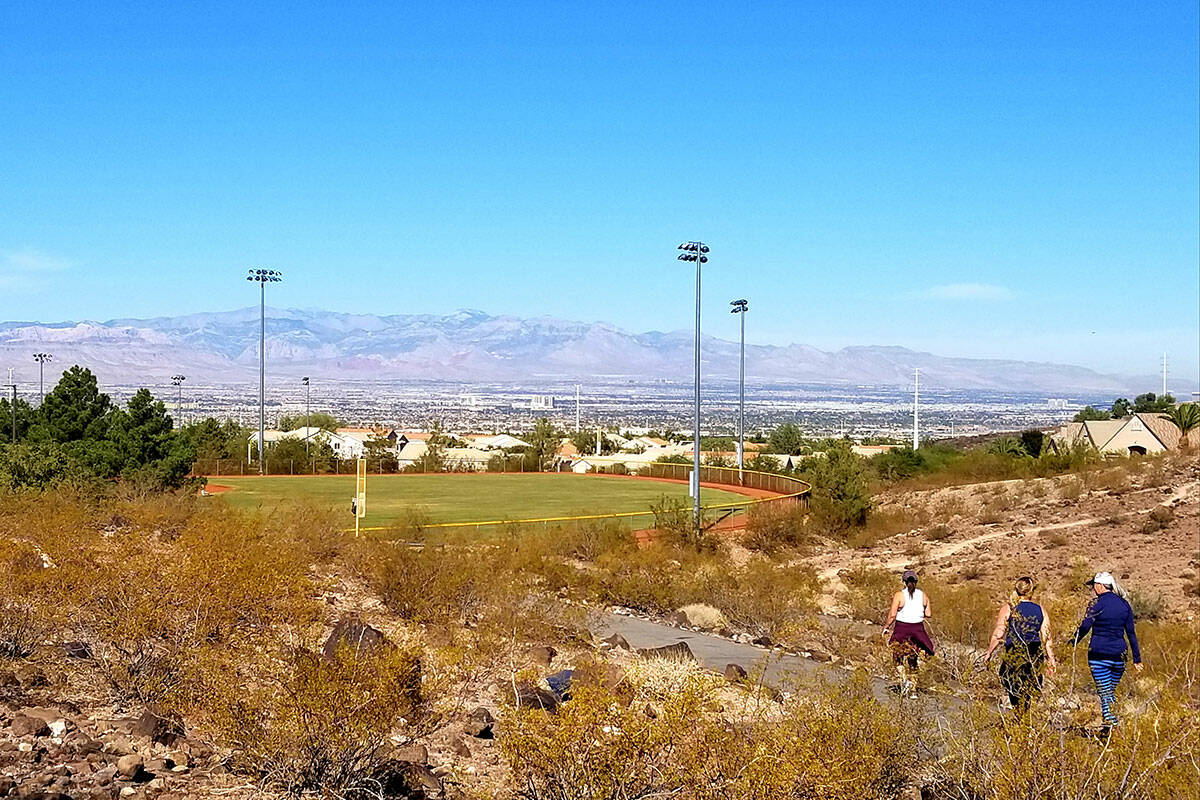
xmin=1140 ymin=505 xmax=1174 ymax=533
xmin=797 ymin=441 xmax=873 ymax=534
xmin=1059 ymin=477 xmax=1084 ymax=501
xmin=741 ymin=500 xmax=810 ymax=553
xmin=1128 ymin=590 xmax=1165 ymax=621
xmin=932 ymin=494 xmax=968 ymax=521
xmin=0 ymin=538 xmax=57 ymax=658
xmin=213 ymin=644 xmax=423 ymax=797
xmin=841 ymin=566 xmax=896 ymax=624
xmin=923 ymin=524 xmax=952 ymax=542
xmin=922 ymin=579 xmax=996 ymax=648
xmin=978 ymin=494 xmax=1009 ymax=524
xmin=651 ymin=495 xmax=713 ymax=551
xmin=931 ymin=685 xmax=1200 ymax=800
xmin=549 ymin=517 xmax=635 ymax=561
xmin=719 ymin=558 xmax=821 ymax=641
xmin=503 ymin=673 xmax=918 ymax=800
xmin=1042 ymin=530 xmax=1070 ymax=548
xmin=959 ymin=562 xmax=987 ymax=581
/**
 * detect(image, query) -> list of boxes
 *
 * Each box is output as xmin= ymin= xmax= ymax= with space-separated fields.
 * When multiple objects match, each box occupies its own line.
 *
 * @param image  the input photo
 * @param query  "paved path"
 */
xmin=592 ymin=611 xmax=933 ymax=708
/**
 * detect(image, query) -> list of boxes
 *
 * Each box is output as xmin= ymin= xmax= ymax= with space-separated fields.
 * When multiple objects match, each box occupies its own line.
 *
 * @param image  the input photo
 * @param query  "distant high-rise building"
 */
xmin=530 ymin=395 xmax=554 ymax=410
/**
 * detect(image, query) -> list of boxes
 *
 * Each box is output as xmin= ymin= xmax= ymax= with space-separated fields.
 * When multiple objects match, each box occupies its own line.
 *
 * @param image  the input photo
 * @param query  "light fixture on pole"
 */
xmin=247 ymin=269 xmax=283 ymax=474
xmin=730 ymin=299 xmax=748 ymax=482
xmin=32 ymin=353 xmax=52 ymax=404
xmin=678 ymin=241 xmax=710 ymax=534
xmin=302 ymin=376 xmax=311 ymax=454
xmin=171 ymin=375 xmax=186 ymax=423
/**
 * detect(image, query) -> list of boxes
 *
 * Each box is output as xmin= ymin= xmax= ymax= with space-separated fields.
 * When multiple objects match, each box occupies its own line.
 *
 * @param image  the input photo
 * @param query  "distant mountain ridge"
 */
xmin=0 ymin=307 xmax=1181 ymax=395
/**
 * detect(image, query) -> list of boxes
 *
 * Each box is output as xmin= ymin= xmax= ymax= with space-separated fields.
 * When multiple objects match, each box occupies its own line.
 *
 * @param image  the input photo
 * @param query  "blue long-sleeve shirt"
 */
xmin=1074 ymin=592 xmax=1141 ymax=663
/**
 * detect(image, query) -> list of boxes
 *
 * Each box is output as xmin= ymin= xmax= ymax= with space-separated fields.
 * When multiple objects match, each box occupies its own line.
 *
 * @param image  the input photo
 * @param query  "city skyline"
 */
xmin=1 ymin=3 xmax=1197 ymax=378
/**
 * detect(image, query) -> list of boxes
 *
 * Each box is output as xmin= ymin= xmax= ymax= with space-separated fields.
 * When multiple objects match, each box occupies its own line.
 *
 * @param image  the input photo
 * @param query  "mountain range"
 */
xmin=0 ymin=307 xmax=1183 ymax=396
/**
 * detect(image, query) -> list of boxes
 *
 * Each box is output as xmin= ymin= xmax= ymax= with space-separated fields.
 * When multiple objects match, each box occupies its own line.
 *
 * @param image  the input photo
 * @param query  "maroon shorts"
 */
xmin=890 ymin=621 xmax=934 ymax=656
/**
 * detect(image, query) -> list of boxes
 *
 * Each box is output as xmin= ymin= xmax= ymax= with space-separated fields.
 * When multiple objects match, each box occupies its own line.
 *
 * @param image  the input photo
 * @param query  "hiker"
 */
xmin=882 ymin=569 xmax=934 ymax=697
xmin=984 ymin=576 xmax=1056 ymax=713
xmin=1072 ymin=572 xmax=1142 ymax=729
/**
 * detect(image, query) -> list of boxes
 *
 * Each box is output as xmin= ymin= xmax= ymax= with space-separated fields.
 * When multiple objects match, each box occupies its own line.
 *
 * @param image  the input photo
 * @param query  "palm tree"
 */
xmin=1165 ymin=403 xmax=1200 ymax=447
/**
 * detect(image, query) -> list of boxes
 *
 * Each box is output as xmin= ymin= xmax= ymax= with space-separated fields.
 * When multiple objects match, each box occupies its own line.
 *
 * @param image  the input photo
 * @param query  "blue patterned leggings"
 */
xmin=1088 ymin=659 xmax=1126 ymax=724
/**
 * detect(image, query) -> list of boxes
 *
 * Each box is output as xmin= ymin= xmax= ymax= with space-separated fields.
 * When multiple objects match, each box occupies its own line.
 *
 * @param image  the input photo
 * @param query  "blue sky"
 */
xmin=1 ymin=2 xmax=1197 ymax=380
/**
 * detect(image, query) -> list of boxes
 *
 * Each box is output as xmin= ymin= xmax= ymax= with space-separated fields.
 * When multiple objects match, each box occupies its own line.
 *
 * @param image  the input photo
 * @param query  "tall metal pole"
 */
xmin=259 ymin=279 xmax=266 ymax=474
xmin=731 ymin=300 xmax=747 ymax=481
xmin=678 ymin=241 xmax=708 ymax=534
xmin=912 ymin=368 xmax=920 ymax=450
xmin=33 ymin=353 xmax=51 ymax=404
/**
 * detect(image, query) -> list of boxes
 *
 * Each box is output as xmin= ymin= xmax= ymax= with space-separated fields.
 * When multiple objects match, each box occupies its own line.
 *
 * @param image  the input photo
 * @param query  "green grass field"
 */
xmin=210 ymin=473 xmax=749 ymax=528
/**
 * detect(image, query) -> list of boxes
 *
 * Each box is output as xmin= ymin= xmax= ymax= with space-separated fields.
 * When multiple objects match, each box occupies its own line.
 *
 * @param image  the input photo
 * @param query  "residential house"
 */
xmin=1051 ymin=413 xmax=1189 ymax=456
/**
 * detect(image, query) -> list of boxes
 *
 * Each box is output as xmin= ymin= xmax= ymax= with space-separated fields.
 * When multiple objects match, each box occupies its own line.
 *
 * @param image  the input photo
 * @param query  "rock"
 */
xmin=600 ymin=633 xmax=631 ymax=650
xmin=165 ymin=750 xmax=189 ymax=770
xmin=93 ymin=765 xmax=117 ymax=785
xmin=751 ymin=635 xmax=774 ymax=648
xmin=636 ymin=642 xmax=696 ymax=662
xmin=62 ymin=641 xmax=94 ymax=659
xmin=514 ymin=682 xmax=561 ymax=712
xmin=132 ymin=707 xmax=184 ymax=746
xmin=11 ymin=714 xmax=51 ymax=738
xmin=15 ymin=666 xmax=48 ymax=688
xmin=450 ymin=737 xmax=472 ymax=758
xmin=807 ymin=649 xmax=834 ymax=663
xmin=389 ymin=743 xmax=428 ymax=764
xmin=665 ymin=610 xmax=690 ymax=627
xmin=463 ymin=707 xmax=494 ymax=738
xmin=723 ymin=663 xmax=748 ymax=682
xmin=405 ymin=764 xmax=442 ymax=794
xmin=0 ymin=778 xmax=11 ymax=796
xmin=528 ymin=645 xmax=557 ymax=668
xmin=643 ymin=703 xmax=657 ymax=719
xmin=0 ymin=669 xmax=18 ymax=687
xmin=322 ymin=617 xmax=388 ymax=660
xmin=47 ymin=719 xmax=68 ymax=738
xmin=116 ymin=753 xmax=144 ymax=779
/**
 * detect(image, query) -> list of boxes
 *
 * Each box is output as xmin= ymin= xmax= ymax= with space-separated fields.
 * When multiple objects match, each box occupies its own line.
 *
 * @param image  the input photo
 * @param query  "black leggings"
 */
xmin=998 ymin=643 xmax=1045 ymax=713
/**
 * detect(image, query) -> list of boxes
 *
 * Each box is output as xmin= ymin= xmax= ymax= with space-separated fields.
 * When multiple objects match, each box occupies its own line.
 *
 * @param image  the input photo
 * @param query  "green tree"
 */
xmin=1019 ymin=429 xmax=1046 ymax=458
xmin=409 ymin=421 xmax=448 ymax=473
xmin=364 ymin=434 xmax=399 ymax=473
xmin=1133 ymin=393 xmax=1175 ymax=414
xmin=278 ymin=412 xmax=340 ymax=432
xmin=1110 ymin=398 xmax=1132 ymax=417
xmin=30 ymin=365 xmax=113 ymax=443
xmin=767 ymin=423 xmax=807 ymax=455
xmin=570 ymin=429 xmax=617 ymax=456
xmin=1072 ymin=406 xmax=1110 ymax=422
xmin=1165 ymin=403 xmax=1200 ymax=445
xmin=796 ymin=441 xmax=872 ymax=532
xmin=871 ymin=447 xmax=926 ymax=481
xmin=523 ymin=417 xmax=560 ymax=472
xmin=0 ymin=442 xmax=75 ymax=490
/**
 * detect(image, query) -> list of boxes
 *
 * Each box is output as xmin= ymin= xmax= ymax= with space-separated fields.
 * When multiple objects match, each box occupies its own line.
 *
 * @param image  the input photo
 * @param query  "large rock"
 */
xmin=322 ymin=618 xmax=388 ymax=660
xmin=599 ymin=633 xmax=631 ymax=651
xmin=528 ymin=645 xmax=557 ymax=668
xmin=636 ymin=642 xmax=696 ymax=662
xmin=463 ymin=707 xmax=494 ymax=738
xmin=514 ymin=682 xmax=561 ymax=712
xmin=116 ymin=753 xmax=144 ymax=779
xmin=388 ymin=743 xmax=428 ymax=764
xmin=132 ymin=707 xmax=184 ymax=746
xmin=723 ymin=663 xmax=748 ymax=682
xmin=11 ymin=713 xmax=50 ymax=738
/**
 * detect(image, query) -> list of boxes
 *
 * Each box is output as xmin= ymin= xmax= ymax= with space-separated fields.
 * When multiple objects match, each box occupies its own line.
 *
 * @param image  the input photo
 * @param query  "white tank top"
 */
xmin=896 ymin=588 xmax=925 ymax=624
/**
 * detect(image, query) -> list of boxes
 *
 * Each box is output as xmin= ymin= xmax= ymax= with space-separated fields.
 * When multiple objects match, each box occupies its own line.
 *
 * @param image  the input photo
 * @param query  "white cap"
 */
xmin=1088 ymin=571 xmax=1114 ymax=586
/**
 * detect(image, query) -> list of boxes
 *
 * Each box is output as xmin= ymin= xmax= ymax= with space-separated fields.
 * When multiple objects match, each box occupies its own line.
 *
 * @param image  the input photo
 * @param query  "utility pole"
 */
xmin=6 ymin=368 xmax=15 ymax=444
xmin=912 ymin=369 xmax=920 ymax=450
xmin=33 ymin=353 xmax=52 ymax=404
xmin=302 ymin=376 xmax=311 ymax=455
xmin=171 ymin=375 xmax=186 ymax=423
xmin=678 ymin=241 xmax=710 ymax=534
xmin=730 ymin=299 xmax=748 ymax=481
xmin=247 ymin=269 xmax=282 ymax=474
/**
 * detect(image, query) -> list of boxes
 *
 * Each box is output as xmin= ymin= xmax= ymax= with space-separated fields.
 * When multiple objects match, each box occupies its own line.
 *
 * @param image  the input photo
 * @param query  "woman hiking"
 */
xmin=985 ymin=577 xmax=1056 ymax=714
xmin=1072 ymin=572 xmax=1142 ymax=730
xmin=882 ymin=570 xmax=933 ymax=698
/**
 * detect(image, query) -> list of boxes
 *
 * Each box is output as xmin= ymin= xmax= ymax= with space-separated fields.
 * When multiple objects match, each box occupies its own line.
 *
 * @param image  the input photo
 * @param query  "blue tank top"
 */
xmin=1005 ymin=601 xmax=1044 ymax=648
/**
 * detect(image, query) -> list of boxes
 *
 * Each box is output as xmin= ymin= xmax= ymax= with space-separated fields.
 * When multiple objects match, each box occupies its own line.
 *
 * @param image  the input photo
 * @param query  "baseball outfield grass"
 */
xmin=208 ymin=473 xmax=750 ymax=528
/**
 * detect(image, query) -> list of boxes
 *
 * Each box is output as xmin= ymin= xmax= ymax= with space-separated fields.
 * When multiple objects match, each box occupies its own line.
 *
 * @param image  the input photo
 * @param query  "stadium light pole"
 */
xmin=730 ymin=299 xmax=747 ymax=482
xmin=678 ymin=241 xmax=710 ymax=534
xmin=32 ymin=353 xmax=52 ymax=404
xmin=302 ymin=376 xmax=310 ymax=454
xmin=247 ymin=269 xmax=283 ymax=474
xmin=171 ymin=375 xmax=186 ymax=423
